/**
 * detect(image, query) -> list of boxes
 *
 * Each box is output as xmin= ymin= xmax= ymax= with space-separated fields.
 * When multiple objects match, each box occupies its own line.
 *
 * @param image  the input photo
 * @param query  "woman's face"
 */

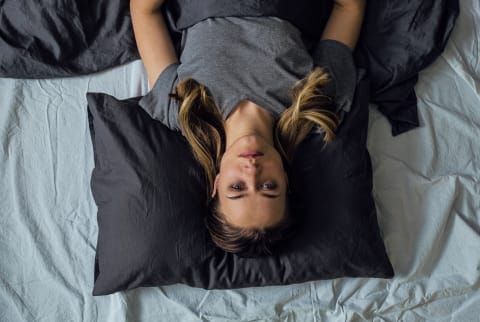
xmin=212 ymin=134 xmax=288 ymax=229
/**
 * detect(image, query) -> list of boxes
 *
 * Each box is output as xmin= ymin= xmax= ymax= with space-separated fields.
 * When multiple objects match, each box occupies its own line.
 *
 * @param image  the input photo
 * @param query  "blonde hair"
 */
xmin=171 ymin=78 xmax=225 ymax=198
xmin=172 ymin=67 xmax=338 ymax=257
xmin=275 ymin=67 xmax=338 ymax=163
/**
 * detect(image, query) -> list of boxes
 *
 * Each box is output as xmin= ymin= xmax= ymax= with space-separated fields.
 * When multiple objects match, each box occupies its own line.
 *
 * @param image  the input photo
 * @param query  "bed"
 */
xmin=1 ymin=0 xmax=479 ymax=321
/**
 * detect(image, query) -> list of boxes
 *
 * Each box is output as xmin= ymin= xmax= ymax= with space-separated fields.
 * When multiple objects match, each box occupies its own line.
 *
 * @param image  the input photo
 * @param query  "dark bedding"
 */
xmin=0 ymin=0 xmax=139 ymax=78
xmin=0 ymin=0 xmax=458 ymax=135
xmin=87 ymin=75 xmax=394 ymax=295
xmin=358 ymin=0 xmax=458 ymax=135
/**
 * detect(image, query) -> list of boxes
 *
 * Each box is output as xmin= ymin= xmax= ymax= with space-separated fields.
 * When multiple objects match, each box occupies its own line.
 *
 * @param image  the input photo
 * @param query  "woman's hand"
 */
xmin=130 ymin=0 xmax=178 ymax=89
xmin=321 ymin=0 xmax=366 ymax=50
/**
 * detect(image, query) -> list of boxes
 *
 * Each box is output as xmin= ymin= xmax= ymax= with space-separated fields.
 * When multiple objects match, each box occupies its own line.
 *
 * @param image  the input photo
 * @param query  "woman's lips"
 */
xmin=238 ymin=151 xmax=264 ymax=158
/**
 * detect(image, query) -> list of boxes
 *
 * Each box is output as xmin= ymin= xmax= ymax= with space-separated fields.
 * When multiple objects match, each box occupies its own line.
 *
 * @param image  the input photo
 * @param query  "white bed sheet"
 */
xmin=1 ymin=0 xmax=479 ymax=321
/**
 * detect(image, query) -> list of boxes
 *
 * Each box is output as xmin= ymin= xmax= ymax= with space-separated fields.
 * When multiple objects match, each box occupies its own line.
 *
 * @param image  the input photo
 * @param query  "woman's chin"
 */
xmin=237 ymin=134 xmax=269 ymax=147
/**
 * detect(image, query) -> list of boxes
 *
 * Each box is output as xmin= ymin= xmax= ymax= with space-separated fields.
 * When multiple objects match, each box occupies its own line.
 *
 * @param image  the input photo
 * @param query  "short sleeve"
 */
xmin=312 ymin=40 xmax=357 ymax=121
xmin=138 ymin=63 xmax=181 ymax=131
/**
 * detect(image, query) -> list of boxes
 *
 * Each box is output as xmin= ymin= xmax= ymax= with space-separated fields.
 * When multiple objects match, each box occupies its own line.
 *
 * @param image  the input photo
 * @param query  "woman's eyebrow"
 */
xmin=226 ymin=194 xmax=281 ymax=200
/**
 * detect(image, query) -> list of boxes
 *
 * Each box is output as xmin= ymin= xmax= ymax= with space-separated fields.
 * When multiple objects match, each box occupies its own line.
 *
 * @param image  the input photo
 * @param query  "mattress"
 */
xmin=0 ymin=0 xmax=479 ymax=320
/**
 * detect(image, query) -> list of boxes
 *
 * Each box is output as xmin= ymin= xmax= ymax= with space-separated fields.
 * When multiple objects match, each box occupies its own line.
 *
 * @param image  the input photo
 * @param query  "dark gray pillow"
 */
xmin=86 ymin=77 xmax=393 ymax=296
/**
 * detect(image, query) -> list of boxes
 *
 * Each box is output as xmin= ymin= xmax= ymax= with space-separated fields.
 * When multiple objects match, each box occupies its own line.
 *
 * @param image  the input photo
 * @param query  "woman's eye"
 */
xmin=262 ymin=182 xmax=278 ymax=190
xmin=231 ymin=184 xmax=243 ymax=191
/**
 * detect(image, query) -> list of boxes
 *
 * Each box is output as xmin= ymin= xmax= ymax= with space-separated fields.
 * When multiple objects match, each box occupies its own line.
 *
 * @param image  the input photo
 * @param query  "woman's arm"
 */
xmin=130 ymin=0 xmax=178 ymax=89
xmin=321 ymin=0 xmax=366 ymax=50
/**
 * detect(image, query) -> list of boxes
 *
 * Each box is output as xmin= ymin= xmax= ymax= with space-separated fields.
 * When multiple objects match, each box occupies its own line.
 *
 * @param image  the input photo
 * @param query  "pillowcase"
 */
xmin=86 ymin=77 xmax=394 ymax=296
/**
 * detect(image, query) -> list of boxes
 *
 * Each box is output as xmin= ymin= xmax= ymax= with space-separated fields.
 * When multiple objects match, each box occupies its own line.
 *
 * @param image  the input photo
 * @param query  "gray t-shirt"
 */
xmin=139 ymin=16 xmax=357 ymax=132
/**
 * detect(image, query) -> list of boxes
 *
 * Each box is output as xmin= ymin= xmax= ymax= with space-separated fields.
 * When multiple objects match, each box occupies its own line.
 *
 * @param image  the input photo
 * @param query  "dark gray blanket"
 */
xmin=0 ymin=0 xmax=139 ymax=78
xmin=0 ymin=0 xmax=458 ymax=135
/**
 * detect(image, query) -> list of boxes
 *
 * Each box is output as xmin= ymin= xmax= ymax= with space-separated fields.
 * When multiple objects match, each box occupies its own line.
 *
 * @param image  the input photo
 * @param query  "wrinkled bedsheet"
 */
xmin=0 ymin=0 xmax=479 ymax=320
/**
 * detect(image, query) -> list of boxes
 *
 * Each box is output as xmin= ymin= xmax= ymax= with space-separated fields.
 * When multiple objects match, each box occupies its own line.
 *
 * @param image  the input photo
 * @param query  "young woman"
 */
xmin=130 ymin=0 xmax=366 ymax=257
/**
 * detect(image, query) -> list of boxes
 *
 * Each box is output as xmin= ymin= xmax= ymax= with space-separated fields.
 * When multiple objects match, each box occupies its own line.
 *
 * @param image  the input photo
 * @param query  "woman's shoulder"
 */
xmin=138 ymin=63 xmax=182 ymax=131
xmin=313 ymin=39 xmax=358 ymax=112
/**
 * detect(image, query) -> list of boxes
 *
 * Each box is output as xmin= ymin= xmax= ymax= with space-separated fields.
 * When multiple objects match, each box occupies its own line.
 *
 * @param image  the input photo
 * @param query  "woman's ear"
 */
xmin=211 ymin=174 xmax=220 ymax=198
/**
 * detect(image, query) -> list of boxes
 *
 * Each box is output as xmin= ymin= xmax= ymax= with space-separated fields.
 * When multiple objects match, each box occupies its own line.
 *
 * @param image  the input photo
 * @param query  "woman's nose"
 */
xmin=244 ymin=158 xmax=260 ymax=170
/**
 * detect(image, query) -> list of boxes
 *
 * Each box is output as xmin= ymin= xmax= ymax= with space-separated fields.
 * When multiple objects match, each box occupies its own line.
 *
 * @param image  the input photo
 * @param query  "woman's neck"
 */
xmin=224 ymin=100 xmax=275 ymax=149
